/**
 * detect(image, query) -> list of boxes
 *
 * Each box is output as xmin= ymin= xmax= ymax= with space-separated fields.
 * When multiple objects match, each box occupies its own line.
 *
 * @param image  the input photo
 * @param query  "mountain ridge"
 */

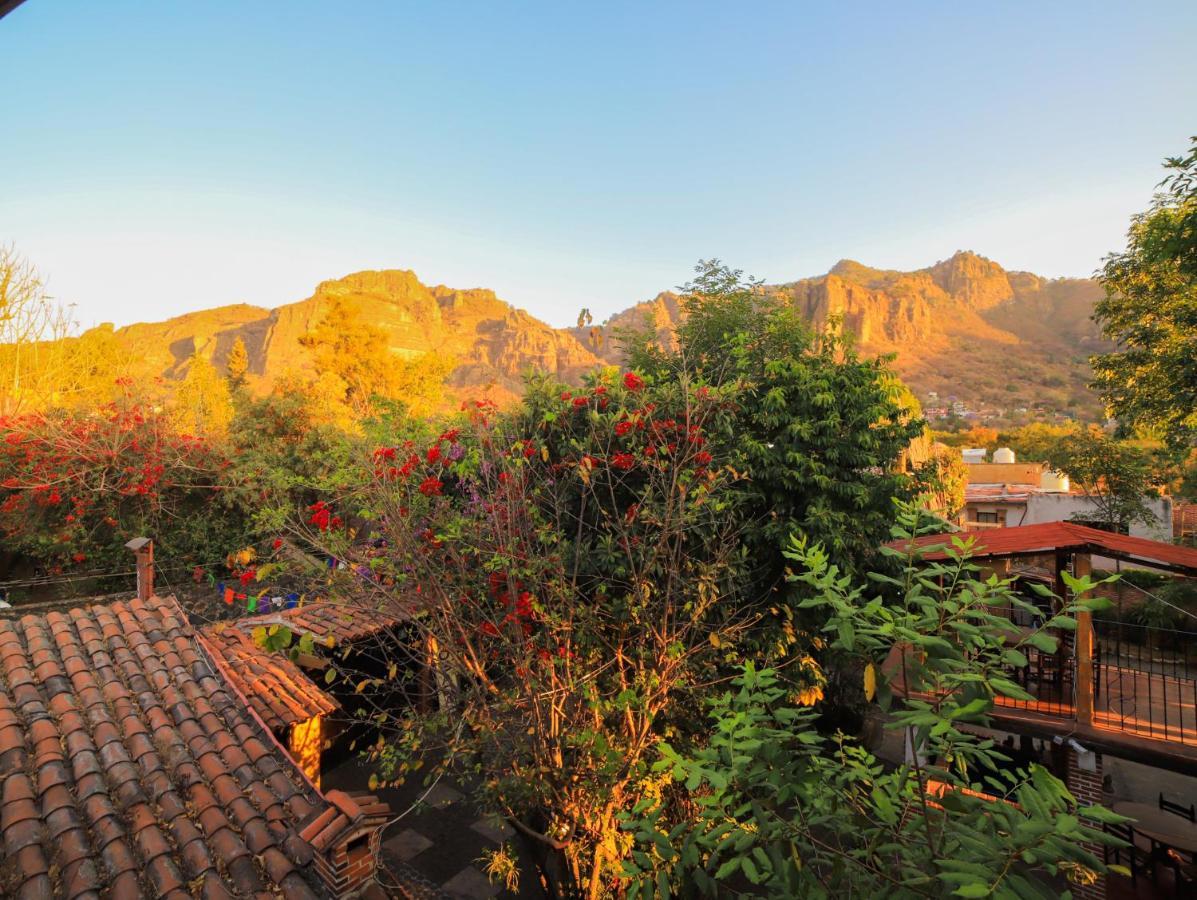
xmin=99 ymin=251 xmax=1106 ymax=419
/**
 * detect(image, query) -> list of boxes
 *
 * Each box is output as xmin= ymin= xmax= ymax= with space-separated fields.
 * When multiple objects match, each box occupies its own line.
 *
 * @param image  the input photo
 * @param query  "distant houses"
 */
xmin=955 ymin=447 xmax=1173 ymax=543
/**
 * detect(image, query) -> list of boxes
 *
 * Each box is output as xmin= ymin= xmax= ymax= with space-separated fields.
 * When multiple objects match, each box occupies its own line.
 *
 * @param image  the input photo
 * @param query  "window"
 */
xmin=975 ymin=511 xmax=1002 ymax=524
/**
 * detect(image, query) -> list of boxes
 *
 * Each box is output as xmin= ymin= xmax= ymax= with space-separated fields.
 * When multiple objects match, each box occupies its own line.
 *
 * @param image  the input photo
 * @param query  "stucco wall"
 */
xmin=1021 ymin=493 xmax=1172 ymax=542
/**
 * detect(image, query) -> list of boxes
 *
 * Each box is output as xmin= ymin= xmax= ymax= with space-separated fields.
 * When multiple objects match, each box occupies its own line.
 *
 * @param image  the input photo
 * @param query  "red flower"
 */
xmin=426 ymin=444 xmax=442 ymax=464
xmin=272 ymin=538 xmax=283 ymax=550
xmin=418 ymin=476 xmax=444 ymax=496
xmin=694 ymin=451 xmax=713 ymax=466
xmin=572 ymin=396 xmax=588 ymax=409
xmin=623 ymin=372 xmax=644 ymax=391
xmin=614 ymin=421 xmax=633 ymax=437
xmin=611 ymin=452 xmax=635 ymax=471
xmin=560 ymin=391 xmax=572 ymax=401
xmin=71 ymin=552 xmax=86 ymax=564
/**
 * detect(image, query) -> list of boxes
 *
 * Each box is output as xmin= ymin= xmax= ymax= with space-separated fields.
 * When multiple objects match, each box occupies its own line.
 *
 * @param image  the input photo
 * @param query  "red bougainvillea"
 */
xmin=0 ymin=399 xmax=233 ymax=571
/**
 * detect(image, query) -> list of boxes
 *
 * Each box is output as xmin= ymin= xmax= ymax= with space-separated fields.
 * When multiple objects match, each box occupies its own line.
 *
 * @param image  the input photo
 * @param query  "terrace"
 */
xmin=894 ymin=521 xmax=1197 ymax=770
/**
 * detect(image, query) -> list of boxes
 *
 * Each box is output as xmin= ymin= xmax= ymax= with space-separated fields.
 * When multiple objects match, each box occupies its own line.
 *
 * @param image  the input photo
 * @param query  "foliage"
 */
xmin=0 ymin=394 xmax=245 ymax=574
xmin=621 ymin=506 xmax=1121 ymax=898
xmin=626 ymin=259 xmax=925 ymax=606
xmin=311 ymin=369 xmax=785 ymax=898
xmin=226 ymin=336 xmax=250 ymax=390
xmin=173 ymin=352 xmax=233 ymax=437
xmin=225 ymin=389 xmax=366 ymax=535
xmin=1093 ymin=136 xmax=1197 ymax=450
xmin=994 ymin=423 xmax=1079 ymax=463
xmin=1047 ymin=426 xmax=1158 ymax=532
xmin=911 ymin=441 xmax=968 ymax=519
xmin=932 ymin=426 xmax=999 ymax=450
xmin=297 ymin=297 xmax=454 ymax=424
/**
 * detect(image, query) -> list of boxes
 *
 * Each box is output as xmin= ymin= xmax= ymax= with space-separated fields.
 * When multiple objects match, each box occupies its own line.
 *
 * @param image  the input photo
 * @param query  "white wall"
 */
xmin=1020 ymin=493 xmax=1172 ymax=542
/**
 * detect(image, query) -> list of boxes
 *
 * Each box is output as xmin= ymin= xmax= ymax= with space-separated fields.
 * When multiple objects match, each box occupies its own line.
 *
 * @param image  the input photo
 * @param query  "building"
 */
xmin=959 ymin=449 xmax=1172 ymax=543
xmin=0 ymin=542 xmax=392 ymax=899
xmin=892 ymin=522 xmax=1197 ymax=898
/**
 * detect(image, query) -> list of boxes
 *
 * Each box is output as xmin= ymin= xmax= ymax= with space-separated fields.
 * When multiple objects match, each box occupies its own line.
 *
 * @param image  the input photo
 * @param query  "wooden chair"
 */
xmin=1104 ymin=821 xmax=1153 ymax=882
xmin=1160 ymin=792 xmax=1196 ymax=822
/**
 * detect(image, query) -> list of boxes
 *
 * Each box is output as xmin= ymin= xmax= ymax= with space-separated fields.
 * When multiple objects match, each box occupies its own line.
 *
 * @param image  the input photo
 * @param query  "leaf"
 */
xmin=952 ymin=883 xmax=990 ymax=897
xmin=324 ymin=668 xmax=336 ymax=684
xmin=863 ymin=663 xmax=876 ymax=702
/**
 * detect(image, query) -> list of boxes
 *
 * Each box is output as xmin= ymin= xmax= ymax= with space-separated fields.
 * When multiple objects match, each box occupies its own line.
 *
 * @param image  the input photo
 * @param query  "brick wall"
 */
xmin=313 ymin=827 xmax=378 ymax=898
xmin=1066 ymin=747 xmax=1106 ymax=900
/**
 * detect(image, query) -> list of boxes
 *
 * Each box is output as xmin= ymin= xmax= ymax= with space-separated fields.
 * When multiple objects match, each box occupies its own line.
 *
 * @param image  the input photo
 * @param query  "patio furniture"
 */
xmin=1113 ymin=801 xmax=1197 ymax=894
xmin=1160 ymin=793 xmax=1197 ymax=823
xmin=1103 ymin=820 xmax=1154 ymax=882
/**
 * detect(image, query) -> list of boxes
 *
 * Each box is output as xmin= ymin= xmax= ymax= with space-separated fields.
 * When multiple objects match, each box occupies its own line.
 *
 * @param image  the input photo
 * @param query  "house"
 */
xmin=0 ymin=541 xmax=392 ymax=899
xmin=959 ymin=449 xmax=1172 ymax=542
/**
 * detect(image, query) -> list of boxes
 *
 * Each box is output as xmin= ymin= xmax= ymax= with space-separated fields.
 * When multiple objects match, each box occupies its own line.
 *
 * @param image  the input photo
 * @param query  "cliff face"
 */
xmin=108 ymin=252 xmax=1106 ymax=416
xmin=116 ymin=269 xmax=604 ymax=404
xmin=579 ymin=251 xmax=1106 ymax=417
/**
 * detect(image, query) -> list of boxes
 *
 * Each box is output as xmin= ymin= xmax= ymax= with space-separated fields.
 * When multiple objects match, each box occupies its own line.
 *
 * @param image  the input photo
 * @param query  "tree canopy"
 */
xmin=1093 ymin=136 xmax=1197 ymax=450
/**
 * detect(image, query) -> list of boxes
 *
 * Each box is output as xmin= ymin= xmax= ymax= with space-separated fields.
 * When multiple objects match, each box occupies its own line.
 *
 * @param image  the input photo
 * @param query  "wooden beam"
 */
xmin=1074 ymin=553 xmax=1094 ymax=727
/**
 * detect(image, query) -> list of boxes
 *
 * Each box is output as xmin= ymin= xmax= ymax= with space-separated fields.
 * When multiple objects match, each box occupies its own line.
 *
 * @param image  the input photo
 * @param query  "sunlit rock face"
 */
xmin=109 ymin=252 xmax=1107 ymax=414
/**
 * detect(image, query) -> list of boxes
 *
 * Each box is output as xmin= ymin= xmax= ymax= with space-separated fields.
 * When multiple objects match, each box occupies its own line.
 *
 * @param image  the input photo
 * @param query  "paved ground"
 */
xmin=322 ymin=756 xmax=547 ymax=899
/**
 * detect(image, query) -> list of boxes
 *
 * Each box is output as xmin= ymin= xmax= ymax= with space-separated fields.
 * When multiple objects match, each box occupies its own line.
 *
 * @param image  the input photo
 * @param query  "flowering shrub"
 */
xmin=317 ymin=369 xmax=790 ymax=895
xmin=0 ymin=398 xmax=241 ymax=574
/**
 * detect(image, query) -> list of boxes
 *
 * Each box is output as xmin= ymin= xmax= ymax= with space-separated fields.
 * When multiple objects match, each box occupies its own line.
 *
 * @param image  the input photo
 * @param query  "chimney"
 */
xmin=125 ymin=537 xmax=154 ymax=601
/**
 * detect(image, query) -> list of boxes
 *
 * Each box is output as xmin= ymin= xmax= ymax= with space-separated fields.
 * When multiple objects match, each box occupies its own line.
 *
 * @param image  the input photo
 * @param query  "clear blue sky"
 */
xmin=2 ymin=1 xmax=1194 ymax=330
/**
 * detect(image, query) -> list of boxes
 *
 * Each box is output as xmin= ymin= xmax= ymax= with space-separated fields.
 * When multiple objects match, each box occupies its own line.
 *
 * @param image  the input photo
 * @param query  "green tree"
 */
xmin=226 ymin=336 xmax=250 ymax=391
xmin=626 ymin=259 xmax=925 ymax=607
xmin=1048 ymin=426 xmax=1157 ymax=533
xmin=1093 ymin=137 xmax=1197 ymax=450
xmin=622 ymin=507 xmax=1122 ymax=898
xmin=226 ymin=389 xmax=363 ymax=535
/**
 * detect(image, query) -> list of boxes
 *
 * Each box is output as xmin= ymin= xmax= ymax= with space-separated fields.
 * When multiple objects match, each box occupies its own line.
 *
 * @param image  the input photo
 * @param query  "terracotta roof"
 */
xmin=0 ymin=594 xmax=335 ymax=898
xmin=237 ymin=601 xmax=406 ymax=646
xmin=891 ymin=521 xmax=1197 ymax=575
xmin=964 ymin=483 xmax=1037 ymax=502
xmin=198 ymin=625 xmax=339 ymax=732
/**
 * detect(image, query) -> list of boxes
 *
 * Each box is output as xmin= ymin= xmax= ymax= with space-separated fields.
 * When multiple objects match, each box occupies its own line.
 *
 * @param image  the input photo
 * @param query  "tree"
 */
xmin=173 ymin=352 xmax=233 ymax=437
xmin=1048 ymin=426 xmax=1157 ymax=533
xmin=995 ymin=422 xmax=1078 ymax=463
xmin=290 ymin=370 xmax=786 ymax=897
xmin=626 ymin=260 xmax=924 ymax=609
xmin=1092 ymin=137 xmax=1197 ymax=450
xmin=0 ymin=244 xmax=77 ymax=415
xmin=298 ymin=297 xmax=398 ymax=420
xmin=226 ymin=388 xmax=364 ymax=536
xmin=622 ymin=507 xmax=1121 ymax=897
xmin=297 ymin=297 xmax=454 ymax=424
xmin=226 ymin=336 xmax=250 ymax=391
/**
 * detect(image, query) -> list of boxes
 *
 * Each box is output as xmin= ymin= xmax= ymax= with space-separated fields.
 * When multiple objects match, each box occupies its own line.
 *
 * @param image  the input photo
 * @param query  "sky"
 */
xmin=2 ymin=1 xmax=1195 ymax=331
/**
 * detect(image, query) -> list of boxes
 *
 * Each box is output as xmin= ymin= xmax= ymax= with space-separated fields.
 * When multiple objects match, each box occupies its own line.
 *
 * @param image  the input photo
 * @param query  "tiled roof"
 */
xmin=0 ymin=595 xmax=333 ymax=899
xmin=238 ymin=601 xmax=407 ymax=646
xmin=964 ymin=483 xmax=1037 ymax=502
xmin=891 ymin=521 xmax=1197 ymax=575
xmin=199 ymin=625 xmax=339 ymax=732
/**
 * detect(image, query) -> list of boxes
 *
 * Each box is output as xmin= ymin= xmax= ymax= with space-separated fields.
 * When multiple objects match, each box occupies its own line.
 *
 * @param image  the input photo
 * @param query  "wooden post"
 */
xmin=125 ymin=537 xmax=154 ymax=601
xmin=1073 ymin=553 xmax=1094 ymax=727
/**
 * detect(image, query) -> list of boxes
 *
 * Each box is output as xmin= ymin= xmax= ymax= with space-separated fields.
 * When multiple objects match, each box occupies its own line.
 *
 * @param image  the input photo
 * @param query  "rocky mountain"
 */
xmin=102 ymin=252 xmax=1106 ymax=420
xmin=586 ymin=251 xmax=1108 ymax=419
